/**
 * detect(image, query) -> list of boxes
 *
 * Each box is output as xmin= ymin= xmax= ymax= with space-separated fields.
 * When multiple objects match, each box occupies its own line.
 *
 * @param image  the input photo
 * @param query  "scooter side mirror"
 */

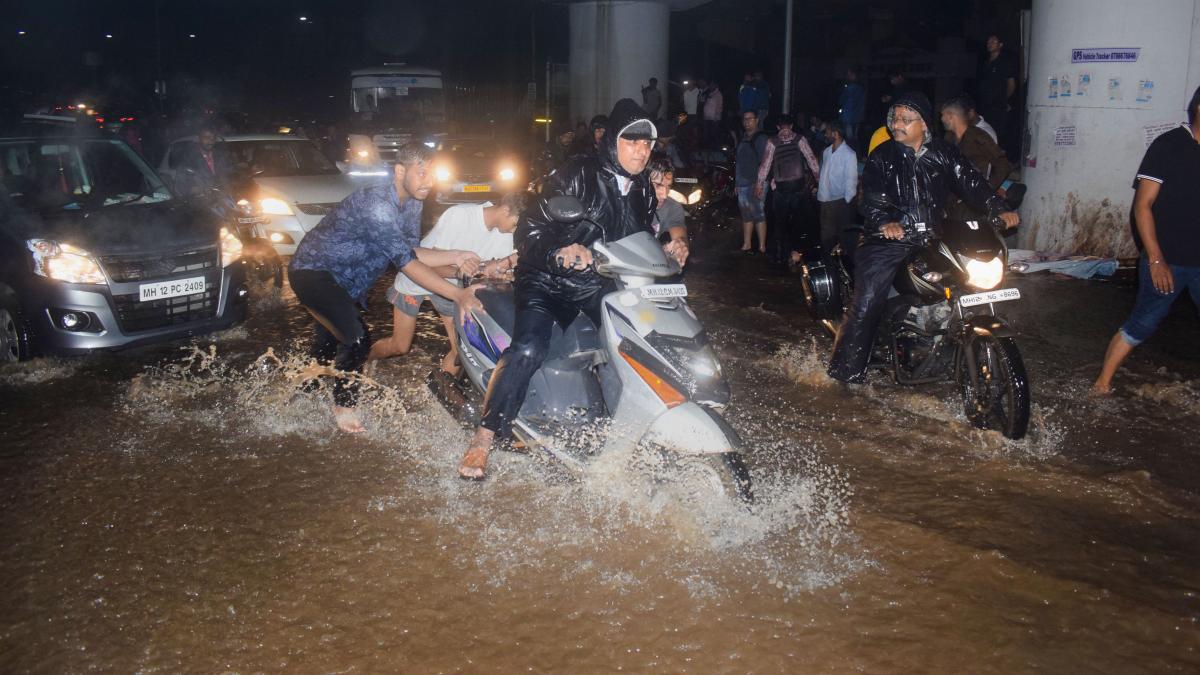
xmin=1004 ymin=183 xmax=1027 ymax=210
xmin=546 ymin=195 xmax=586 ymax=223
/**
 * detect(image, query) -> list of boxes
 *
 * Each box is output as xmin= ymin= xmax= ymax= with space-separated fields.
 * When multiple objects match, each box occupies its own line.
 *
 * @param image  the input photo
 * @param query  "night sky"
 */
xmin=2 ymin=0 xmax=1029 ymax=122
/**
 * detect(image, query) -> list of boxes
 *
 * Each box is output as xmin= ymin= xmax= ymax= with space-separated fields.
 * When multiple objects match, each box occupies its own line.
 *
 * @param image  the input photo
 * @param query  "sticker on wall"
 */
xmin=1053 ymin=126 xmax=1077 ymax=146
xmin=1136 ymin=79 xmax=1154 ymax=104
xmin=1108 ymin=77 xmax=1123 ymax=101
xmin=1048 ymin=76 xmax=1059 ymax=100
xmin=1076 ymin=73 xmax=1091 ymax=98
xmin=1060 ymin=74 xmax=1072 ymax=98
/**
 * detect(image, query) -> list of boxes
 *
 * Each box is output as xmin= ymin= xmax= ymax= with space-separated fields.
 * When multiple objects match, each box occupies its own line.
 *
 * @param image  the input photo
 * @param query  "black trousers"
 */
xmin=479 ymin=277 xmax=607 ymax=436
xmin=827 ymin=239 xmax=921 ymax=382
xmin=289 ymin=269 xmax=372 ymax=407
xmin=768 ymin=183 xmax=816 ymax=263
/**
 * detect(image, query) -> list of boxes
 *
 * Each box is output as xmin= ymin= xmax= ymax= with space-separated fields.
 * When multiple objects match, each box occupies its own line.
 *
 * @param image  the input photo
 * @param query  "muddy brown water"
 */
xmin=2 ymin=236 xmax=1199 ymax=672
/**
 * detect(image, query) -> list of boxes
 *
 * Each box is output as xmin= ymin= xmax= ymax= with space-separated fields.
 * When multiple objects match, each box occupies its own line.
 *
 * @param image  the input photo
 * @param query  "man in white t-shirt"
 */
xmin=368 ymin=193 xmax=524 ymax=374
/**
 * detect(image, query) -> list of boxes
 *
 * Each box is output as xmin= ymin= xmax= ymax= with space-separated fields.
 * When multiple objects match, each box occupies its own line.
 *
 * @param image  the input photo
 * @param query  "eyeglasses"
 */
xmin=891 ymin=115 xmax=922 ymax=127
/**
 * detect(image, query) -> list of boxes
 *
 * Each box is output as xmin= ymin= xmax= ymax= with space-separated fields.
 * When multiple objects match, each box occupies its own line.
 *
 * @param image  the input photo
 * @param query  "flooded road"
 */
xmin=2 ymin=232 xmax=1199 ymax=672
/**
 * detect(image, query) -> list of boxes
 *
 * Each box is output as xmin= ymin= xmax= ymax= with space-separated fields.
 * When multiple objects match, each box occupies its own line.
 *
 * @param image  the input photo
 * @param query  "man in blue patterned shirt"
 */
xmin=289 ymin=143 xmax=483 ymax=433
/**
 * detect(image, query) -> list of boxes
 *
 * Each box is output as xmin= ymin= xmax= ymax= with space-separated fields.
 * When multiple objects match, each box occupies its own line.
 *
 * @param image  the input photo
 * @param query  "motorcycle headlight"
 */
xmin=220 ymin=227 xmax=244 ymax=266
xmin=964 ymin=257 xmax=1004 ymax=290
xmin=686 ymin=188 xmax=703 ymax=205
xmin=27 ymin=239 xmax=106 ymax=284
xmin=498 ymin=166 xmax=516 ymax=182
xmin=260 ymin=197 xmax=293 ymax=215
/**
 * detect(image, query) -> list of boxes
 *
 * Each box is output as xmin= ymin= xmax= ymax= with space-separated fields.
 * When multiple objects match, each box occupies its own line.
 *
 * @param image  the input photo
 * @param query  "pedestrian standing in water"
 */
xmin=735 ymin=110 xmax=769 ymax=254
xmin=755 ymin=112 xmax=821 ymax=267
xmin=288 ymin=143 xmax=483 ymax=433
xmin=1093 ymin=86 xmax=1200 ymax=394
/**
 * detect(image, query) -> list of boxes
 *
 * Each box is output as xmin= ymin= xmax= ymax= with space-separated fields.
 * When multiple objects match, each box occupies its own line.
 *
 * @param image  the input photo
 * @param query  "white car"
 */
xmin=160 ymin=134 xmax=386 ymax=256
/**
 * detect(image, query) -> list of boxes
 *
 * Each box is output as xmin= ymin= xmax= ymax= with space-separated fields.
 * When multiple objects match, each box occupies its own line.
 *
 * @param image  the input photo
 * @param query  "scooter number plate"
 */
xmin=959 ymin=288 xmax=1021 ymax=307
xmin=641 ymin=284 xmax=688 ymax=299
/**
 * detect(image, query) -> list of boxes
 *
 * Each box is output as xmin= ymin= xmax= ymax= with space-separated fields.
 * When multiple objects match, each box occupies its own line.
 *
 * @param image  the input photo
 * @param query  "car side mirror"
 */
xmin=546 ymin=195 xmax=585 ymax=223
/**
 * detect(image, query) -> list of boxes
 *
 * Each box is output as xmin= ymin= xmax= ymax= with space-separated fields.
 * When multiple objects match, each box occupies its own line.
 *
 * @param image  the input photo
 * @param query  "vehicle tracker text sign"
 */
xmin=1071 ymin=47 xmax=1140 ymax=64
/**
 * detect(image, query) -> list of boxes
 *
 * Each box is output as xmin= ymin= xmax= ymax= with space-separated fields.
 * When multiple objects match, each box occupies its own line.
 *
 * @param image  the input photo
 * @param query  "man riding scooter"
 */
xmin=458 ymin=99 xmax=689 ymax=479
xmin=827 ymin=92 xmax=1020 ymax=384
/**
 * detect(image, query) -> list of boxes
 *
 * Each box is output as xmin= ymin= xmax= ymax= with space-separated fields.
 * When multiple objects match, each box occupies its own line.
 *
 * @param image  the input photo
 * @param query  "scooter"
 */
xmin=801 ymin=186 xmax=1031 ymax=439
xmin=429 ymin=195 xmax=754 ymax=502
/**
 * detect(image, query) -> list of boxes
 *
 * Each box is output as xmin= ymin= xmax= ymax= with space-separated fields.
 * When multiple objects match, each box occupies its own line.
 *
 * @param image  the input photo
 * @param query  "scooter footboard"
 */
xmin=640 ymin=402 xmax=741 ymax=455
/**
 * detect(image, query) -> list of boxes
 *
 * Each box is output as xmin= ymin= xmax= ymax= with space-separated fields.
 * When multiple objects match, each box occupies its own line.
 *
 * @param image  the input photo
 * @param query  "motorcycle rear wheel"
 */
xmin=955 ymin=335 xmax=1030 ymax=439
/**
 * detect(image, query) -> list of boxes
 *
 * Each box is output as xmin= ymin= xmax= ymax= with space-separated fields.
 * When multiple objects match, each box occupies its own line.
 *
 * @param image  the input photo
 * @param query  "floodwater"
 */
xmin=2 ymin=231 xmax=1199 ymax=672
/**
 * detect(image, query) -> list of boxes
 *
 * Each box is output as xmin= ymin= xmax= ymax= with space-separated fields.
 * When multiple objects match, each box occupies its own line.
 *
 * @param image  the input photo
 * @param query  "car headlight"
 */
xmin=686 ymin=188 xmax=703 ymax=205
xmin=220 ymin=227 xmax=244 ymax=266
xmin=260 ymin=197 xmax=293 ymax=215
xmin=964 ymin=256 xmax=1003 ymax=290
xmin=435 ymin=166 xmax=452 ymax=183
xmin=668 ymin=189 xmax=687 ymax=203
xmin=498 ymin=166 xmax=516 ymax=182
xmin=26 ymin=239 xmax=106 ymax=284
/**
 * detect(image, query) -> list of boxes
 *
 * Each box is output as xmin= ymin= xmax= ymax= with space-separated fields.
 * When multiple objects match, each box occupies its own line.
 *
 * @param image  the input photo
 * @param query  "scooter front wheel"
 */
xmin=955 ymin=335 xmax=1031 ymax=439
xmin=670 ymin=452 xmax=754 ymax=504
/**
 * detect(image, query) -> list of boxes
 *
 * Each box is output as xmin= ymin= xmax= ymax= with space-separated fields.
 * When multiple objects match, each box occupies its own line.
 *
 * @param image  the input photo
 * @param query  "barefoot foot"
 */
xmin=458 ymin=428 xmax=494 ymax=480
xmin=332 ymin=405 xmax=366 ymax=433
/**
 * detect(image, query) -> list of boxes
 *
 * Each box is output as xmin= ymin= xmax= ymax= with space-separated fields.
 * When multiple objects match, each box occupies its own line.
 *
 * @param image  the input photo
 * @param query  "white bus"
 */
xmin=349 ymin=65 xmax=446 ymax=163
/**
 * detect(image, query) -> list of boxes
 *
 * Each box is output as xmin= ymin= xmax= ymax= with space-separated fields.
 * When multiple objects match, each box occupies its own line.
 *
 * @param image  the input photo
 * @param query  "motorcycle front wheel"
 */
xmin=955 ymin=335 xmax=1031 ymax=439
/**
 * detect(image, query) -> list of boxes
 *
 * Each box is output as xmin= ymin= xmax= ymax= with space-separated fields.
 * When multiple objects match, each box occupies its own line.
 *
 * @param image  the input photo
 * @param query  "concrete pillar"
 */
xmin=569 ymin=1 xmax=670 ymax=125
xmin=1021 ymin=0 xmax=1200 ymax=257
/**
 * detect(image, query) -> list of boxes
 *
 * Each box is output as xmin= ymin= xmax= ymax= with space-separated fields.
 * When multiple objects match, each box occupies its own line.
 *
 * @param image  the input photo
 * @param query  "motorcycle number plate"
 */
xmin=959 ymin=287 xmax=1021 ymax=307
xmin=640 ymin=284 xmax=688 ymax=299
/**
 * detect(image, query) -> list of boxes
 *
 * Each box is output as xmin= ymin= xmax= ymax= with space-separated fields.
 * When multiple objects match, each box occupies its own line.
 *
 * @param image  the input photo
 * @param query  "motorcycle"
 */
xmin=429 ymin=195 xmax=754 ymax=502
xmin=801 ymin=185 xmax=1031 ymax=439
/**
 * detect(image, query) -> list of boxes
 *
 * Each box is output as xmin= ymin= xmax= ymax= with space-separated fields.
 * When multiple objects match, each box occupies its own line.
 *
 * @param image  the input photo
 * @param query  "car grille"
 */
xmin=100 ymin=247 xmax=218 ymax=283
xmin=296 ymin=202 xmax=339 ymax=216
xmin=111 ymin=285 xmax=220 ymax=333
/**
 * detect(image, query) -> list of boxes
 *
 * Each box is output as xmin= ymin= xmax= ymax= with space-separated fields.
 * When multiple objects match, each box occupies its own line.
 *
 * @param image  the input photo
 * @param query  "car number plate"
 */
xmin=462 ymin=184 xmax=491 ymax=193
xmin=674 ymin=177 xmax=698 ymax=184
xmin=641 ymin=284 xmax=688 ymax=299
xmin=959 ymin=287 xmax=1020 ymax=307
xmin=139 ymin=276 xmax=206 ymax=302
xmin=237 ymin=216 xmax=268 ymax=224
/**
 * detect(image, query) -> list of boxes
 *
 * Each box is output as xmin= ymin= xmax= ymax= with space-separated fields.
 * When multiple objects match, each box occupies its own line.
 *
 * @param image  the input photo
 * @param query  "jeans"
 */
xmin=827 ymin=239 xmax=921 ymax=382
xmin=479 ymin=277 xmax=607 ymax=436
xmin=1119 ymin=255 xmax=1200 ymax=345
xmin=290 ymin=269 xmax=372 ymax=407
xmin=767 ymin=183 xmax=816 ymax=263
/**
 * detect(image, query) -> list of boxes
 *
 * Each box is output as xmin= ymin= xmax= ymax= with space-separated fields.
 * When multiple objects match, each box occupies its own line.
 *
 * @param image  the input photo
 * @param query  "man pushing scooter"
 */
xmin=458 ymin=99 xmax=688 ymax=479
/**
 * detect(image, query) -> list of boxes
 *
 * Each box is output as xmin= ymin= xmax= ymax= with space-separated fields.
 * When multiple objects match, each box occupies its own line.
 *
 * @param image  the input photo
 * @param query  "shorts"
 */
xmin=386 ymin=286 xmax=457 ymax=318
xmin=1118 ymin=256 xmax=1200 ymax=345
xmin=737 ymin=185 xmax=765 ymax=222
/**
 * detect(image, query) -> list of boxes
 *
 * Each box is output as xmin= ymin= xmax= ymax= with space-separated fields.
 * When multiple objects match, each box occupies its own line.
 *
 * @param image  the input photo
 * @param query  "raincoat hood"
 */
xmin=601 ymin=98 xmax=657 ymax=178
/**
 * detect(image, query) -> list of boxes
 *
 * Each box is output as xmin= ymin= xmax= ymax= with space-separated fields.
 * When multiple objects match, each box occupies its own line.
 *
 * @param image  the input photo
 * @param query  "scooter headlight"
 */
xmin=964 ymin=256 xmax=1004 ymax=290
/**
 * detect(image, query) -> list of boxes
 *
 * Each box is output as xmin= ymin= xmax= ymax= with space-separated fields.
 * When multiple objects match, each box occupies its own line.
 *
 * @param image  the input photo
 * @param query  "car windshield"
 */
xmin=221 ymin=140 xmax=339 ymax=177
xmin=0 ymin=138 xmax=171 ymax=212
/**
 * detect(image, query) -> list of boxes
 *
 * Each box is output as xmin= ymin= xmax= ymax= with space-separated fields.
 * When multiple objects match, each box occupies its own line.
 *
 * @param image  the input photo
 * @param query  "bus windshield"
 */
xmin=352 ymin=87 xmax=446 ymax=129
